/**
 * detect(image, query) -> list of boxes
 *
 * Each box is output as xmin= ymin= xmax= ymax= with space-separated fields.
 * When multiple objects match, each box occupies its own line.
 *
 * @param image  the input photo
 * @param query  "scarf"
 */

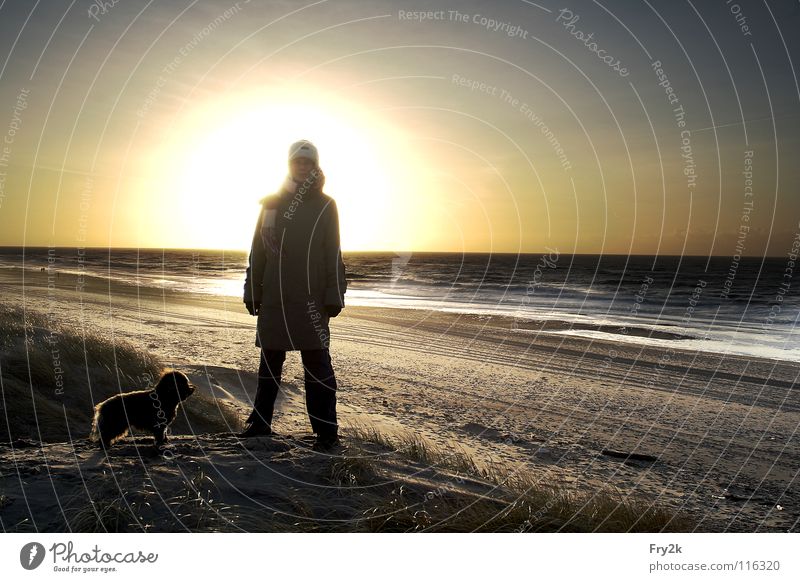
xmin=260 ymin=167 xmax=326 ymax=257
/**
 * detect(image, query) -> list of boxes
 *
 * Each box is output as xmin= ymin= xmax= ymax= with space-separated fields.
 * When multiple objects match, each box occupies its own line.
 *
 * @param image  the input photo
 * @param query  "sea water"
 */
xmin=1 ymin=247 xmax=797 ymax=363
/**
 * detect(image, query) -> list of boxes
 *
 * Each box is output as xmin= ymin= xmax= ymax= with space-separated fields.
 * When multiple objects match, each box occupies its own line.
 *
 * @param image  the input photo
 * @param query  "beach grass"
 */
xmin=340 ymin=421 xmax=694 ymax=533
xmin=0 ymin=306 xmax=241 ymax=444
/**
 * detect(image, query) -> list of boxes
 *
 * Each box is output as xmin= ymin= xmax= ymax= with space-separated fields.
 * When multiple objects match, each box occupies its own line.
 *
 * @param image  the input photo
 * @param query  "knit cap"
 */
xmin=288 ymin=140 xmax=318 ymax=164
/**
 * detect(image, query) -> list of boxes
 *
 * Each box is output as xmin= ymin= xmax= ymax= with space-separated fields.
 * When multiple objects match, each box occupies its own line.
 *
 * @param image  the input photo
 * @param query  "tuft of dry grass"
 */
xmin=0 ymin=306 xmax=241 ymax=445
xmin=61 ymin=466 xmax=253 ymax=533
xmin=327 ymin=454 xmax=380 ymax=488
xmin=341 ymin=421 xmax=694 ymax=533
xmin=159 ymin=466 xmax=245 ymax=532
xmin=343 ymin=420 xmax=482 ymax=474
xmin=60 ymin=473 xmax=146 ymax=533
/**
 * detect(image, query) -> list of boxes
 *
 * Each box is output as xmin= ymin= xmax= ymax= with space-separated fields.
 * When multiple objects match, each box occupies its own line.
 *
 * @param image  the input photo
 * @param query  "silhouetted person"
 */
xmin=241 ymin=140 xmax=347 ymax=451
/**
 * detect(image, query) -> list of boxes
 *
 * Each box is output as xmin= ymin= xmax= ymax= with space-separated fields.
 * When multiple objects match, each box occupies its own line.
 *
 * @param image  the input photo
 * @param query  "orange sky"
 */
xmin=0 ymin=0 xmax=798 ymax=256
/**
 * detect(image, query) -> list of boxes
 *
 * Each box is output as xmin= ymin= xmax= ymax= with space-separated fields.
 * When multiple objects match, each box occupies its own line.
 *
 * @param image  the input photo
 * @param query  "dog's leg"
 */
xmin=153 ymin=426 xmax=168 ymax=450
xmin=97 ymin=425 xmax=114 ymax=450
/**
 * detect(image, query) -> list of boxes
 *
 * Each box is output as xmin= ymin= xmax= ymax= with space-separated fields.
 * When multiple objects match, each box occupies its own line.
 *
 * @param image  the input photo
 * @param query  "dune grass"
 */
xmin=62 ymin=466 xmax=251 ymax=533
xmin=339 ymin=421 xmax=694 ymax=532
xmin=0 ymin=306 xmax=240 ymax=445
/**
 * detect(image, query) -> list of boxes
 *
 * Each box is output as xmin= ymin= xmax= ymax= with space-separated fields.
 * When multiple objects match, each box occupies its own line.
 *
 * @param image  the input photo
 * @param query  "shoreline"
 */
xmin=2 ymin=264 xmax=796 ymax=367
xmin=1 ymin=266 xmax=799 ymax=531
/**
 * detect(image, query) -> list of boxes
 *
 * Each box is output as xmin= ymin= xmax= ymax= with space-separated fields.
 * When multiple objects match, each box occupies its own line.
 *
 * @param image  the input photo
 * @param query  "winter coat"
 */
xmin=243 ymin=169 xmax=347 ymax=350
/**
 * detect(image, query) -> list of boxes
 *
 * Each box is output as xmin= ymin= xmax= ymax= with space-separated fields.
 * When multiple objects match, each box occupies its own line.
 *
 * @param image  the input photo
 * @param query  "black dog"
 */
xmin=90 ymin=370 xmax=196 ymax=449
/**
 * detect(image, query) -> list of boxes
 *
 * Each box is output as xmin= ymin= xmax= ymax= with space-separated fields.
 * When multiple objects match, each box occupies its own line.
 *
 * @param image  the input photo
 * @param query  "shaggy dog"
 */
xmin=90 ymin=370 xmax=196 ymax=449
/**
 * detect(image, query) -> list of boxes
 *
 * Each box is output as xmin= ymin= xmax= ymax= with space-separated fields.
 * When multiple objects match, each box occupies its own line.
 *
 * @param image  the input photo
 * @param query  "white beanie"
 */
xmin=288 ymin=140 xmax=319 ymax=164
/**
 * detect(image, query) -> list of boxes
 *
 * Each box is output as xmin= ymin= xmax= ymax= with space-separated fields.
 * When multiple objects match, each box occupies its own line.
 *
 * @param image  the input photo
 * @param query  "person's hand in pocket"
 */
xmin=245 ymin=301 xmax=261 ymax=316
xmin=325 ymin=304 xmax=342 ymax=318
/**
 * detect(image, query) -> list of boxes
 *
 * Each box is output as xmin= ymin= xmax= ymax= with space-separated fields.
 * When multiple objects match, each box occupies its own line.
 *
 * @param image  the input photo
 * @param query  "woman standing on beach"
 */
xmin=240 ymin=140 xmax=347 ymax=451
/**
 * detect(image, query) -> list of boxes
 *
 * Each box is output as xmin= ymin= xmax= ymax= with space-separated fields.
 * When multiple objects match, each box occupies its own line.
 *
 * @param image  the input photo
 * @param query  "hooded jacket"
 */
xmin=243 ymin=168 xmax=347 ymax=350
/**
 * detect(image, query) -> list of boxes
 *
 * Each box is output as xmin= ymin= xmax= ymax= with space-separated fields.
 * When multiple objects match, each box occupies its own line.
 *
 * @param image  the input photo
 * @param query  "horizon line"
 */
xmin=0 ymin=245 xmax=791 ymax=259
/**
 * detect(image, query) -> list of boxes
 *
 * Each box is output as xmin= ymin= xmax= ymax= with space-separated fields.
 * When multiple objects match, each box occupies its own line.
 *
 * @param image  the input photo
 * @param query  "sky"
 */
xmin=0 ymin=0 xmax=799 ymax=255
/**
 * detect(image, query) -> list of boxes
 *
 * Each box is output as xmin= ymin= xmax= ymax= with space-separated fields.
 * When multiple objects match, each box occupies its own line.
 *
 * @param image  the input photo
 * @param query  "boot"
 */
xmin=236 ymin=421 xmax=273 ymax=438
xmin=313 ymin=432 xmax=341 ymax=451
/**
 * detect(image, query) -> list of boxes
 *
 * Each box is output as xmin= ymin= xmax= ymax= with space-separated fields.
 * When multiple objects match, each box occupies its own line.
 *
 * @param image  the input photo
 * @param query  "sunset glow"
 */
xmin=0 ymin=1 xmax=797 ymax=256
xmin=142 ymin=87 xmax=422 ymax=251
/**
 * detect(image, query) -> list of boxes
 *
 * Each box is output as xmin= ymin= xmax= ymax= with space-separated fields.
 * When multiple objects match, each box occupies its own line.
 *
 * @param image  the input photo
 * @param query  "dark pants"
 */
xmin=247 ymin=348 xmax=338 ymax=437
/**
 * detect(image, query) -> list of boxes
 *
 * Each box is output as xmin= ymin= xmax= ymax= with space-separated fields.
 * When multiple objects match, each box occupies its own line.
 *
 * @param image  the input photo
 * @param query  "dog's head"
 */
xmin=154 ymin=370 xmax=196 ymax=404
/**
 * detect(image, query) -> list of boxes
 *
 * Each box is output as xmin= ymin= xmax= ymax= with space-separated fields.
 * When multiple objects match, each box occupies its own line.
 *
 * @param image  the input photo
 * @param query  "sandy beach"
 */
xmin=1 ymin=266 xmax=798 ymax=532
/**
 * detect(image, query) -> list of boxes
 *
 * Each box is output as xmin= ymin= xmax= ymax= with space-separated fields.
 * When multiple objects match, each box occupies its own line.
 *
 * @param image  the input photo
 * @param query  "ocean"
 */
xmin=1 ymin=247 xmax=798 ymax=363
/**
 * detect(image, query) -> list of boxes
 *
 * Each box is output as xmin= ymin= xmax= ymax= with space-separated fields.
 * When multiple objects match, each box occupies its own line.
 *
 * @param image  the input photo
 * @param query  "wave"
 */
xmin=2 ymin=248 xmax=798 ymax=360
